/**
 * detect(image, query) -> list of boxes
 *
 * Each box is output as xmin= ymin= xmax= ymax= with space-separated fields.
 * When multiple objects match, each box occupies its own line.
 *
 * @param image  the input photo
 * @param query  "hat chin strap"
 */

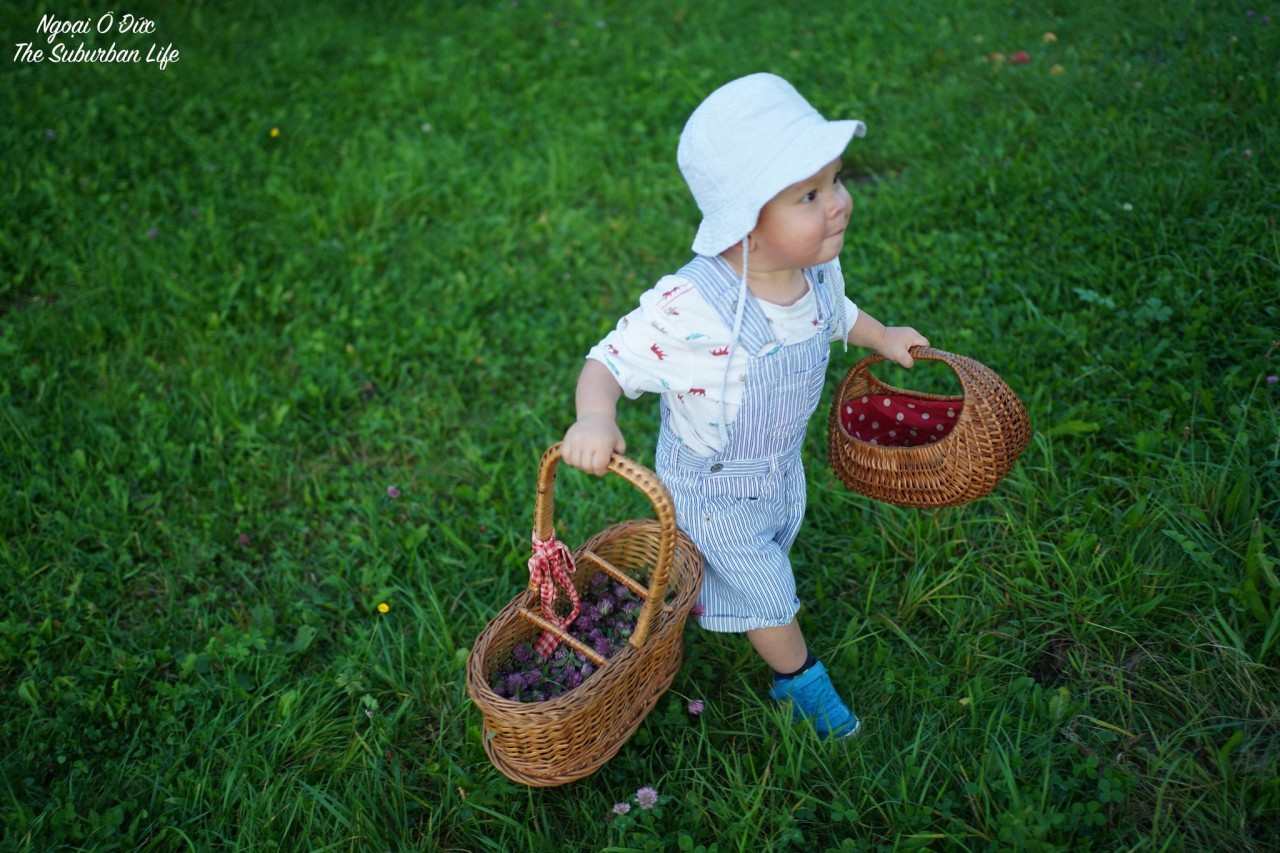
xmin=718 ymin=239 xmax=750 ymax=446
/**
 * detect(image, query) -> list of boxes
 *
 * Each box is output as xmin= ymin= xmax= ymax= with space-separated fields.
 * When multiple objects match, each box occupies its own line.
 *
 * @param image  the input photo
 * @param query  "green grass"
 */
xmin=2 ymin=0 xmax=1278 ymax=849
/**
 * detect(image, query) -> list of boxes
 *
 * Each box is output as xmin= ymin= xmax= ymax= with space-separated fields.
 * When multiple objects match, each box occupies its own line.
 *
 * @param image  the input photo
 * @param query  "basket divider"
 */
xmin=580 ymin=551 xmax=671 ymax=612
xmin=516 ymin=606 xmax=607 ymax=666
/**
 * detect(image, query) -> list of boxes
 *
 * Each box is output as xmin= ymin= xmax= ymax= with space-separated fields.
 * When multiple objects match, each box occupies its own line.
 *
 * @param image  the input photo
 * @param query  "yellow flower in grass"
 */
xmin=377 ymin=602 xmax=390 ymax=614
xmin=270 ymin=127 xmax=280 ymax=138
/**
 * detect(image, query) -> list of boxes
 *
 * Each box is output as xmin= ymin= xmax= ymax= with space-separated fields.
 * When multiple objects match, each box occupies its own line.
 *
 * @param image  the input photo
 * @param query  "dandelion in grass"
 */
xmin=1043 ymin=32 xmax=1058 ymax=43
xmin=270 ymin=127 xmax=280 ymax=138
xmin=1051 ymin=64 xmax=1066 ymax=75
xmin=386 ymin=485 xmax=401 ymax=499
xmin=687 ymin=698 xmax=705 ymax=715
xmin=635 ymin=786 xmax=658 ymax=809
xmin=612 ymin=802 xmax=631 ymax=815
xmin=377 ymin=602 xmax=390 ymax=614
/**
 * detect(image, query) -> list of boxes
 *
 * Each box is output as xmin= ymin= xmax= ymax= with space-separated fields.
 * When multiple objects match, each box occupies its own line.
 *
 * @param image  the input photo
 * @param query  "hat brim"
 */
xmin=691 ymin=119 xmax=866 ymax=257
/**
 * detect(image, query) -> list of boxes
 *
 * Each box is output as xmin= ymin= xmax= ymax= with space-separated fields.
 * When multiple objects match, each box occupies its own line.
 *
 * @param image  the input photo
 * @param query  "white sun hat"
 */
xmin=677 ymin=73 xmax=866 ymax=257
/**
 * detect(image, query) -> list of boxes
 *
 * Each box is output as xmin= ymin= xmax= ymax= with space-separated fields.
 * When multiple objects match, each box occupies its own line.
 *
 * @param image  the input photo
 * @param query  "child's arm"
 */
xmin=847 ymin=309 xmax=930 ymax=368
xmin=561 ymin=359 xmax=627 ymax=476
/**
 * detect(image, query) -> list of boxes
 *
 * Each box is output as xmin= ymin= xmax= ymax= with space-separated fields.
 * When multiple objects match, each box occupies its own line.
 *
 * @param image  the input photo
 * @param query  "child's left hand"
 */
xmin=876 ymin=327 xmax=930 ymax=368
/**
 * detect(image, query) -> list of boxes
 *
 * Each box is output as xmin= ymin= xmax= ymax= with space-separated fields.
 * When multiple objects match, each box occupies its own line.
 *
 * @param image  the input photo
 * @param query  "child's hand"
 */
xmin=877 ymin=326 xmax=930 ymax=368
xmin=562 ymin=414 xmax=627 ymax=476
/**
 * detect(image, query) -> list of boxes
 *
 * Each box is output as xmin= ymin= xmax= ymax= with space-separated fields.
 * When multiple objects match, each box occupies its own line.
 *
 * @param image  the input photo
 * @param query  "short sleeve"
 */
xmin=586 ymin=276 xmax=703 ymax=399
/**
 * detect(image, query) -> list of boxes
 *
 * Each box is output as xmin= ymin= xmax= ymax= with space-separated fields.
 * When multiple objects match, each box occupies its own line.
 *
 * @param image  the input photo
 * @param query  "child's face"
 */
xmin=749 ymin=157 xmax=851 ymax=271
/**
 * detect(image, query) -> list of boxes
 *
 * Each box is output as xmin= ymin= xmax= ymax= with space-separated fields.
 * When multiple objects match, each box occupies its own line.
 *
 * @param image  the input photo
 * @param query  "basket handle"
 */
xmin=526 ymin=442 xmax=679 ymax=654
xmin=834 ymin=345 xmax=976 ymax=399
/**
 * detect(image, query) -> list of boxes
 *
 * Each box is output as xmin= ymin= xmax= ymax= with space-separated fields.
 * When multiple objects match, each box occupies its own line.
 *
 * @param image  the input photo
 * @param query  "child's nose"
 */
xmin=830 ymin=185 xmax=852 ymax=218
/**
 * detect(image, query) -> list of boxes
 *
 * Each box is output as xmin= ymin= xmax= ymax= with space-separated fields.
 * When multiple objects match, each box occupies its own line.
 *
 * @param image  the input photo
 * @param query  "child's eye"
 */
xmin=802 ymin=189 xmax=819 ymax=202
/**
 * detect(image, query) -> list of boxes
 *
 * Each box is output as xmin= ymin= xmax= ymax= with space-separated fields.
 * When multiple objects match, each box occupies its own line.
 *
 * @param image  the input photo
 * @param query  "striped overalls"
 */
xmin=656 ymin=254 xmax=846 ymax=633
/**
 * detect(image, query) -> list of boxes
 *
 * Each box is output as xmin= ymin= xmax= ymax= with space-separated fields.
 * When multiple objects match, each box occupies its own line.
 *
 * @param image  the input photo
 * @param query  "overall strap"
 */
xmin=675 ymin=255 xmax=779 ymax=356
xmin=809 ymin=260 xmax=848 ymax=343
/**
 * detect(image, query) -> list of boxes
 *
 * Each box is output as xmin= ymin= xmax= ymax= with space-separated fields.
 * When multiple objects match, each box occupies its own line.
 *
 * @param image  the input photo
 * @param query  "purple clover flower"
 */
xmin=612 ymin=802 xmax=631 ymax=815
xmin=497 ymin=568 xmax=655 ymax=702
xmin=635 ymin=786 xmax=659 ymax=809
xmin=688 ymin=698 xmax=705 ymax=715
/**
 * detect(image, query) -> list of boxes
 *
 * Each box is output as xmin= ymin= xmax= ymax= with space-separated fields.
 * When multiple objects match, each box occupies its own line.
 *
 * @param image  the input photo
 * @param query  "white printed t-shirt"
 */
xmin=587 ymin=260 xmax=858 ymax=457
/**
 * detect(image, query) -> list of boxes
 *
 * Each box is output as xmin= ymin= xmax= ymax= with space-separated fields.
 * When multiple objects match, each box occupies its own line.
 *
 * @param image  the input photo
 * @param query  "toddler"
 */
xmin=562 ymin=73 xmax=928 ymax=738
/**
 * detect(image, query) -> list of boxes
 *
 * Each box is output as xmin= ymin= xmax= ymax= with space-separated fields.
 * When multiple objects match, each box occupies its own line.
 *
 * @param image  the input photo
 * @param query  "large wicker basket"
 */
xmin=466 ymin=443 xmax=703 ymax=787
xmin=828 ymin=347 xmax=1031 ymax=508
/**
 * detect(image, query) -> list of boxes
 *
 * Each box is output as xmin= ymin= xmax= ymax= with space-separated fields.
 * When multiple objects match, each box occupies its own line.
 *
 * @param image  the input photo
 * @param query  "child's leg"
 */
xmin=746 ymin=619 xmax=808 ymax=673
xmin=756 ymin=619 xmax=862 ymax=739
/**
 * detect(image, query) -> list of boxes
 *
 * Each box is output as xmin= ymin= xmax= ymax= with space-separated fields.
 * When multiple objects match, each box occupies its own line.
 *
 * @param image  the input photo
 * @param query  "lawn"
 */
xmin=2 ymin=0 xmax=1277 ymax=850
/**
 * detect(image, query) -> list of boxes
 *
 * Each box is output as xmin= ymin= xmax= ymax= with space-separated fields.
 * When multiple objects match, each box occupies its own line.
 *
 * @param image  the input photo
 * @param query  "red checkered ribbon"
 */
xmin=528 ymin=531 xmax=579 ymax=660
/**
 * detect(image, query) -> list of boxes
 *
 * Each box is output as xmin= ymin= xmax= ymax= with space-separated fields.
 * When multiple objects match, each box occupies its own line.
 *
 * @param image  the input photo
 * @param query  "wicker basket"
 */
xmin=465 ymin=443 xmax=703 ymax=787
xmin=828 ymin=347 xmax=1031 ymax=508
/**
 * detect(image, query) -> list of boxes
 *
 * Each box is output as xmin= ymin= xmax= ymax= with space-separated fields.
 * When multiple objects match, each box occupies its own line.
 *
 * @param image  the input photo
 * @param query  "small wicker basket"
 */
xmin=466 ymin=443 xmax=703 ymax=787
xmin=828 ymin=347 xmax=1031 ymax=508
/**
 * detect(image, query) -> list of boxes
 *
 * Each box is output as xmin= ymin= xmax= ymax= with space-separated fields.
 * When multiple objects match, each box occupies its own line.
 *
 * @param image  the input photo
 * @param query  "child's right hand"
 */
xmin=562 ymin=414 xmax=627 ymax=476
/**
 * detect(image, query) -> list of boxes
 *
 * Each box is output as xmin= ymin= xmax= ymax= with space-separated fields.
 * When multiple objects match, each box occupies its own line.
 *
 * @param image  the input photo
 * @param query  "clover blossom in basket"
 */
xmin=491 ymin=572 xmax=645 ymax=702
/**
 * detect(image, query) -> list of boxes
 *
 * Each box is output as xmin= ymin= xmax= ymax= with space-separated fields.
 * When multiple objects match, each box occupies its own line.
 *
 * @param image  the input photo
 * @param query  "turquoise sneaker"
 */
xmin=768 ymin=661 xmax=862 ymax=739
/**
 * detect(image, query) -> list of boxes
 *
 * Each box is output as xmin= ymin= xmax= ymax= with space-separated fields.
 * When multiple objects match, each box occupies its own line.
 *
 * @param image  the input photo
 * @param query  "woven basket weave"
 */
xmin=828 ymin=347 xmax=1031 ymax=508
xmin=466 ymin=443 xmax=703 ymax=787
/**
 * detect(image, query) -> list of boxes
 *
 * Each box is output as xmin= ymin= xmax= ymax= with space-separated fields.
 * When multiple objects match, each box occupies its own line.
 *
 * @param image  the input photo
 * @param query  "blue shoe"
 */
xmin=769 ymin=661 xmax=862 ymax=739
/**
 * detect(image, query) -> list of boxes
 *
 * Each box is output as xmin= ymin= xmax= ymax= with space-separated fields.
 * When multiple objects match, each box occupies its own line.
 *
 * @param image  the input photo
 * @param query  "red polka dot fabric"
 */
xmin=839 ymin=395 xmax=963 ymax=447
